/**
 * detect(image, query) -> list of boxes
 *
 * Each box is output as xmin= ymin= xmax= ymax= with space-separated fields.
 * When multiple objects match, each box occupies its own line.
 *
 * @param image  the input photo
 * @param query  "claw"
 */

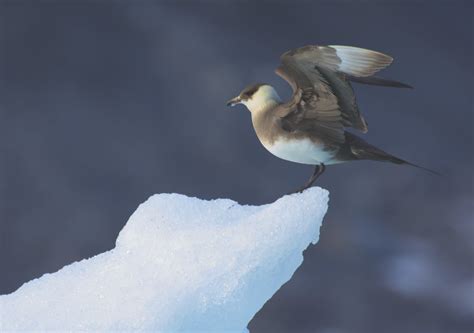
xmin=287 ymin=163 xmax=325 ymax=195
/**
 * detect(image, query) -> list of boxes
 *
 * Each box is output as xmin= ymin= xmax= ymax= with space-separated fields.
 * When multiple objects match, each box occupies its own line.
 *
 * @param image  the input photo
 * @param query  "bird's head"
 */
xmin=227 ymin=83 xmax=281 ymax=113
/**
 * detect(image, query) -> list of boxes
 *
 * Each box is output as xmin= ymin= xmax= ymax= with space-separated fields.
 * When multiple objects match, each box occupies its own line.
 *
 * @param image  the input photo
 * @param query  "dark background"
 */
xmin=1 ymin=1 xmax=473 ymax=332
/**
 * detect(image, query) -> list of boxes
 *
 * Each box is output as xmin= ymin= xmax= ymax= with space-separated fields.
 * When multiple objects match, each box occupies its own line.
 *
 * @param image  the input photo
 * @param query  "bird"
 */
xmin=227 ymin=44 xmax=436 ymax=192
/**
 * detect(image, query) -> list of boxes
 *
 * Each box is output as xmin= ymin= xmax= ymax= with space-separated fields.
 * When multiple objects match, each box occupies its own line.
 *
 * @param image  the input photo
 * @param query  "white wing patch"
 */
xmin=328 ymin=45 xmax=393 ymax=77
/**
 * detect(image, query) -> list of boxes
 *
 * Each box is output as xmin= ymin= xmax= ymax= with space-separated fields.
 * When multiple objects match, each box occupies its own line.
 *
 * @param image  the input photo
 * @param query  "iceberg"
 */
xmin=0 ymin=188 xmax=329 ymax=332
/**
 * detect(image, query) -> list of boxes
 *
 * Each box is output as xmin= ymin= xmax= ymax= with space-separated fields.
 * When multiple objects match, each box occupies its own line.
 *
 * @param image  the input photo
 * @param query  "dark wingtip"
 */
xmin=348 ymin=75 xmax=414 ymax=89
xmin=395 ymin=82 xmax=414 ymax=89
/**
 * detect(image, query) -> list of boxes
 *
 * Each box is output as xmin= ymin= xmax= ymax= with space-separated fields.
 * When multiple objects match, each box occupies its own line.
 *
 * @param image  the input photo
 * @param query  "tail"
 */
xmin=345 ymin=132 xmax=440 ymax=175
xmin=384 ymin=155 xmax=441 ymax=176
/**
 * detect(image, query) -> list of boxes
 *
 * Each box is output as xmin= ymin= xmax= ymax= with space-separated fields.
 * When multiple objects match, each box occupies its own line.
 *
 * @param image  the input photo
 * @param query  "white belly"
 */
xmin=262 ymin=138 xmax=337 ymax=165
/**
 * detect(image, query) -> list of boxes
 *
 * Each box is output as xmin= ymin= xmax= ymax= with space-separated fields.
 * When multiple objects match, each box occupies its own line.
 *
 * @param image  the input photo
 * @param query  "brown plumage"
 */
xmin=227 ymin=44 xmax=437 ymax=192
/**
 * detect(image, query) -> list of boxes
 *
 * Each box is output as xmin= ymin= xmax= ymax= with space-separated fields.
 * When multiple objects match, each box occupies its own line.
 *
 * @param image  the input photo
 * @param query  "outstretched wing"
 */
xmin=283 ymin=45 xmax=393 ymax=77
xmin=275 ymin=45 xmax=394 ymax=136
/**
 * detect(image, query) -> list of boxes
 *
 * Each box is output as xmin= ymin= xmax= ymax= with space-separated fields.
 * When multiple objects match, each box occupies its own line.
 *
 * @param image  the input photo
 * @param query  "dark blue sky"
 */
xmin=1 ymin=1 xmax=473 ymax=332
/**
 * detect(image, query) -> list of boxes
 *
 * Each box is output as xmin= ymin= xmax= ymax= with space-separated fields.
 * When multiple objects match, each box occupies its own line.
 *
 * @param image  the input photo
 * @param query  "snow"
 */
xmin=0 ymin=188 xmax=329 ymax=332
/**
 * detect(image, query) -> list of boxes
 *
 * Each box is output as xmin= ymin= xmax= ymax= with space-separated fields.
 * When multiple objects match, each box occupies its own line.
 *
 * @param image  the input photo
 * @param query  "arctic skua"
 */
xmin=227 ymin=44 xmax=436 ymax=192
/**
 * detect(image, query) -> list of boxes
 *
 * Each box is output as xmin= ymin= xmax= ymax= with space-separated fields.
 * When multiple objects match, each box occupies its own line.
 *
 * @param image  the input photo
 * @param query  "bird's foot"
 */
xmin=286 ymin=184 xmax=312 ymax=195
xmin=286 ymin=163 xmax=325 ymax=195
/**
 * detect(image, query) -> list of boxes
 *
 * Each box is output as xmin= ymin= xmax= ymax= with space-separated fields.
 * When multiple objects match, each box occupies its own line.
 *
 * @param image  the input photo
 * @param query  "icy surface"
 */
xmin=0 ymin=188 xmax=328 ymax=332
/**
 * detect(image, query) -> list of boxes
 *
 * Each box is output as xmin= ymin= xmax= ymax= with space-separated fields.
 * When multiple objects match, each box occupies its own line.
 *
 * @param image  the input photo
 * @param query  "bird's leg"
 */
xmin=305 ymin=163 xmax=325 ymax=189
xmin=290 ymin=164 xmax=326 ymax=194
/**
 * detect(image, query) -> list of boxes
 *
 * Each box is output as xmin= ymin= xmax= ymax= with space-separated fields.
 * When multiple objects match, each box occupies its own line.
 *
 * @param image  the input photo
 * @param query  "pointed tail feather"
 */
xmin=346 ymin=133 xmax=440 ymax=175
xmin=348 ymin=75 xmax=413 ymax=88
xmin=384 ymin=154 xmax=441 ymax=176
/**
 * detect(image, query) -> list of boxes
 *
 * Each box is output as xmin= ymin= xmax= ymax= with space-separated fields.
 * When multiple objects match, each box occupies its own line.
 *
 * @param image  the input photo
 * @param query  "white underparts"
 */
xmin=262 ymin=138 xmax=338 ymax=165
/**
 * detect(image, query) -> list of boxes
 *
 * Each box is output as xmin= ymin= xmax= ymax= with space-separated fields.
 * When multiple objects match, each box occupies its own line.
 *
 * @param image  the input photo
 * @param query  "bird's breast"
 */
xmin=261 ymin=138 xmax=338 ymax=165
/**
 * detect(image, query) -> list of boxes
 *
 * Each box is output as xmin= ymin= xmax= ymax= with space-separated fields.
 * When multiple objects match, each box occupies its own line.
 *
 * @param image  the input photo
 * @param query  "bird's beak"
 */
xmin=226 ymin=96 xmax=241 ymax=107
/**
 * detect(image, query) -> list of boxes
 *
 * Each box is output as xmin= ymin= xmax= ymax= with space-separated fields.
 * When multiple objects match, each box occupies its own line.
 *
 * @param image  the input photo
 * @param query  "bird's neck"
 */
xmin=244 ymin=86 xmax=282 ymax=114
xmin=249 ymin=99 xmax=281 ymax=114
xmin=251 ymin=100 xmax=281 ymax=146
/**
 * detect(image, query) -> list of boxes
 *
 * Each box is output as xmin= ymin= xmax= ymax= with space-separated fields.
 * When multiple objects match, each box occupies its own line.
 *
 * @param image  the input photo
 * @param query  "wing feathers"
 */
xmin=280 ymin=45 xmax=394 ymax=77
xmin=275 ymin=44 xmax=407 ymax=141
xmin=328 ymin=45 xmax=393 ymax=77
xmin=347 ymin=75 xmax=413 ymax=88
